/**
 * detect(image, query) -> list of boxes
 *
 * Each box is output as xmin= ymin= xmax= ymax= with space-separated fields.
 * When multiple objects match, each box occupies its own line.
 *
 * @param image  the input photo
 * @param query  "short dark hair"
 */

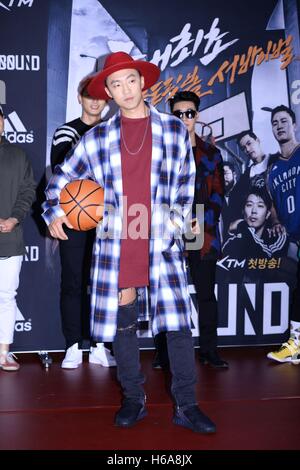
xmin=168 ymin=91 xmax=200 ymax=112
xmin=237 ymin=130 xmax=258 ymax=145
xmin=244 ymin=187 xmax=272 ymax=211
xmin=78 ymin=72 xmax=102 ymax=98
xmin=0 ymin=104 xmax=3 ymax=117
xmin=223 ymin=160 xmax=235 ymax=173
xmin=271 ymin=105 xmax=296 ymax=124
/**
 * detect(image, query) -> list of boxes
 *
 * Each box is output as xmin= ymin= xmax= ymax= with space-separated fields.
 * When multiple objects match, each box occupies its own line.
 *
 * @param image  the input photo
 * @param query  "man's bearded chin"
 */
xmin=278 ymin=137 xmax=289 ymax=144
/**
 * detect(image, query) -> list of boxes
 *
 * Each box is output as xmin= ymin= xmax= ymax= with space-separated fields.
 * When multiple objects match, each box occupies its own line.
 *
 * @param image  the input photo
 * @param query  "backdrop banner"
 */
xmin=0 ymin=0 xmax=65 ymax=351
xmin=1 ymin=0 xmax=299 ymax=351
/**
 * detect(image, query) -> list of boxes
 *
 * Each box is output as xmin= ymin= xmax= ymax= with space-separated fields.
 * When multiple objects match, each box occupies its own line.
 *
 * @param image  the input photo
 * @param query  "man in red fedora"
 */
xmin=42 ymin=52 xmax=216 ymax=434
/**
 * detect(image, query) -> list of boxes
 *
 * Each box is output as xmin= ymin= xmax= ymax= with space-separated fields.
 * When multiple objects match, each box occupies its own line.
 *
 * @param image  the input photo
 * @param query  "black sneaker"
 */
xmin=199 ymin=350 xmax=229 ymax=369
xmin=173 ymin=404 xmax=216 ymax=434
xmin=114 ymin=399 xmax=147 ymax=427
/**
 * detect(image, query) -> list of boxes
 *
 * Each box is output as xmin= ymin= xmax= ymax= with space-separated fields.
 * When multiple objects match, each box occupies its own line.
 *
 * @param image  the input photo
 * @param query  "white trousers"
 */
xmin=0 ymin=256 xmax=23 ymax=344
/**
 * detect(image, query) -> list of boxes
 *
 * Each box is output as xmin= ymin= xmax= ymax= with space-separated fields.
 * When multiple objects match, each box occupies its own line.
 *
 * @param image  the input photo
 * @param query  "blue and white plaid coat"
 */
xmin=42 ymin=104 xmax=196 ymax=342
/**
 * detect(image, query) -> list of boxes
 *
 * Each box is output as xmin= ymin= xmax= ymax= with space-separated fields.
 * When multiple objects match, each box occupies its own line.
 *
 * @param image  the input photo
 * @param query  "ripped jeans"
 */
xmin=113 ymin=298 xmax=145 ymax=403
xmin=113 ymin=296 xmax=197 ymax=406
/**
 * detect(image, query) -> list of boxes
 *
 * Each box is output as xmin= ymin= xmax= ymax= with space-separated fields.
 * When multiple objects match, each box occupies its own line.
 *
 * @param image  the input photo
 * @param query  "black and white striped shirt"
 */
xmin=50 ymin=118 xmax=93 ymax=172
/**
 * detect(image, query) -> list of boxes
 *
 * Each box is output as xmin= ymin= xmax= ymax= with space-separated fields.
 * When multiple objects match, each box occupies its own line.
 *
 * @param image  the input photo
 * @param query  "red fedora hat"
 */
xmin=87 ymin=52 xmax=160 ymax=100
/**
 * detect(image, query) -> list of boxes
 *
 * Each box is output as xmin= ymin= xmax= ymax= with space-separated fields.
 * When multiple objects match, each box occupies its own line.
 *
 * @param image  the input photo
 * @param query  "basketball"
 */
xmin=59 ymin=179 xmax=104 ymax=231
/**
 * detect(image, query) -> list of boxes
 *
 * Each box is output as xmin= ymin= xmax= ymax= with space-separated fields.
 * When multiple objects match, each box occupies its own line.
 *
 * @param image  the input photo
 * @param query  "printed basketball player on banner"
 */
xmin=60 ymin=179 xmax=104 ymax=231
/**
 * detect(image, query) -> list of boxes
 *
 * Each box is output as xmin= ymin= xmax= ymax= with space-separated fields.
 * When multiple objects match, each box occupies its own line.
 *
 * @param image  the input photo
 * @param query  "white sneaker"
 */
xmin=89 ymin=343 xmax=116 ymax=367
xmin=0 ymin=351 xmax=20 ymax=371
xmin=61 ymin=343 xmax=83 ymax=369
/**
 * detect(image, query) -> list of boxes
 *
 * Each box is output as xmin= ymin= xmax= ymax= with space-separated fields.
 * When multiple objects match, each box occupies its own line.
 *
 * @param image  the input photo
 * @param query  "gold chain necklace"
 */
xmin=121 ymin=116 xmax=150 ymax=156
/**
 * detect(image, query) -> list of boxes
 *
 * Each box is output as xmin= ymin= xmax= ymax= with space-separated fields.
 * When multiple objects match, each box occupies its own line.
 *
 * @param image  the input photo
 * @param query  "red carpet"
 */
xmin=0 ymin=347 xmax=299 ymax=450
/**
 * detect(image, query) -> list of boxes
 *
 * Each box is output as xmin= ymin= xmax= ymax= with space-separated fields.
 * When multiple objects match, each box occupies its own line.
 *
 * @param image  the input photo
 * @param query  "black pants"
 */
xmin=59 ymin=227 xmax=95 ymax=349
xmin=113 ymin=300 xmax=197 ymax=406
xmin=188 ymin=253 xmax=218 ymax=352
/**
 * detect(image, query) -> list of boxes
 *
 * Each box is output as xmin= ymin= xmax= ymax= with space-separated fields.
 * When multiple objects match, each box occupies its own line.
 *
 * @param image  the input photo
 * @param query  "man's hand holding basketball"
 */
xmin=48 ymin=215 xmax=73 ymax=240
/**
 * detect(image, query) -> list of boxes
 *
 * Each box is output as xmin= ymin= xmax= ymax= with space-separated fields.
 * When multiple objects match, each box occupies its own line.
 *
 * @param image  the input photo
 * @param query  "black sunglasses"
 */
xmin=173 ymin=109 xmax=197 ymax=120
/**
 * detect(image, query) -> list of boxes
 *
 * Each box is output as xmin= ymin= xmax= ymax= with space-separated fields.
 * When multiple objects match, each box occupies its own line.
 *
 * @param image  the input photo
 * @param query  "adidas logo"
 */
xmin=16 ymin=307 xmax=25 ymax=322
xmin=15 ymin=307 xmax=32 ymax=332
xmin=4 ymin=111 xmax=34 ymax=144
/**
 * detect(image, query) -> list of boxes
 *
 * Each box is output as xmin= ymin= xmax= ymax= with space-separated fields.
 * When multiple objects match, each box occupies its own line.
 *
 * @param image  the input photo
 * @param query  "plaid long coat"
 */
xmin=42 ymin=104 xmax=196 ymax=342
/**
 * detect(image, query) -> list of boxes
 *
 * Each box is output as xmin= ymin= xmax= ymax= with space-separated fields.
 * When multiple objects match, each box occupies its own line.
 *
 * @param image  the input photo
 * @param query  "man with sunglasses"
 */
xmin=170 ymin=91 xmax=228 ymax=368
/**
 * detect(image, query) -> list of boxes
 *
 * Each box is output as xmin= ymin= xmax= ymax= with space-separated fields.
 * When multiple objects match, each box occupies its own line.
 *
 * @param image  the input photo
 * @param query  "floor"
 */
xmin=0 ymin=347 xmax=299 ymax=450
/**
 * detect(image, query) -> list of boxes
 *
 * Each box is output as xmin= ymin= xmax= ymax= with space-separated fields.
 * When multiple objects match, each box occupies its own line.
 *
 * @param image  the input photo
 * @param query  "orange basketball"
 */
xmin=60 ymin=180 xmax=104 ymax=231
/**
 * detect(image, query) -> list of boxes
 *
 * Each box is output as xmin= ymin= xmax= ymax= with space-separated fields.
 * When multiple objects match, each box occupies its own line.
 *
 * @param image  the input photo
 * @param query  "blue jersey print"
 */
xmin=268 ymin=145 xmax=300 ymax=242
